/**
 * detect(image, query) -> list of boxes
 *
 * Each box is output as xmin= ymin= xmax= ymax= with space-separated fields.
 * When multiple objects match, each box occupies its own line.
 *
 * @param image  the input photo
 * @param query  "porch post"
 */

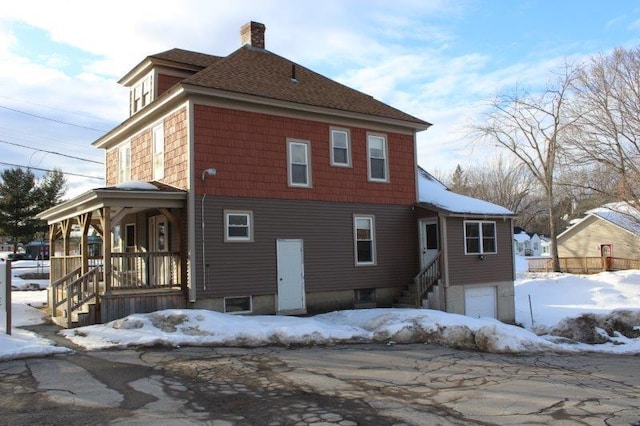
xmin=79 ymin=212 xmax=92 ymax=275
xmin=100 ymin=207 xmax=112 ymax=293
xmin=60 ymin=219 xmax=71 ymax=276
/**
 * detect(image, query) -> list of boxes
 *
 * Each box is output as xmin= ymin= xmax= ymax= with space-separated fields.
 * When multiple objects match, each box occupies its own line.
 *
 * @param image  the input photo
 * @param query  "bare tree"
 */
xmin=444 ymin=157 xmax=544 ymax=231
xmin=470 ymin=66 xmax=579 ymax=271
xmin=569 ymin=47 xmax=640 ymax=204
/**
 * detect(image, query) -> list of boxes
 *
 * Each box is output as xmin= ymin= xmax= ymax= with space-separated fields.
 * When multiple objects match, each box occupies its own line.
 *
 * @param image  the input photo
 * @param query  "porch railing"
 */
xmin=51 ymin=265 xmax=102 ymax=327
xmin=110 ymin=251 xmax=180 ymax=289
xmin=413 ymin=251 xmax=442 ymax=307
xmin=51 ymin=266 xmax=82 ymax=317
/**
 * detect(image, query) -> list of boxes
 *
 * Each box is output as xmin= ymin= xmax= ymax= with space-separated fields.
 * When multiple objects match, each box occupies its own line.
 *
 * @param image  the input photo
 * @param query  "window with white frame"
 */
xmin=287 ymin=139 xmax=311 ymax=187
xmin=152 ymin=123 xmax=165 ymax=180
xmin=131 ymin=74 xmax=153 ymax=115
xmin=367 ymin=134 xmax=388 ymax=182
xmin=224 ymin=210 xmax=253 ymax=242
xmin=354 ymin=215 xmax=376 ymax=265
xmin=330 ymin=128 xmax=351 ymax=167
xmin=464 ymin=221 xmax=497 ymax=254
xmin=118 ymin=143 xmax=131 ymax=183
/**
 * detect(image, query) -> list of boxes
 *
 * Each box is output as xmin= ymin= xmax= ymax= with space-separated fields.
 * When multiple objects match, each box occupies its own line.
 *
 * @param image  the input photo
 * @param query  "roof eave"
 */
xmin=182 ymin=83 xmax=431 ymax=131
xmin=416 ymin=202 xmax=515 ymax=219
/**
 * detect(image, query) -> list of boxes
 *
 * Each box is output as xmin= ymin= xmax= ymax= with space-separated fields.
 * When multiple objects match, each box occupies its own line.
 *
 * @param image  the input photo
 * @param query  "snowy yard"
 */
xmin=1 ymin=257 xmax=640 ymax=360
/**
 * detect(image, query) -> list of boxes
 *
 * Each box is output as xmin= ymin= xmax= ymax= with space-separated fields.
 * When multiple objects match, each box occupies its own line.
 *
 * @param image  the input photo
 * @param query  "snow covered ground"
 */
xmin=1 ymin=257 xmax=639 ymax=360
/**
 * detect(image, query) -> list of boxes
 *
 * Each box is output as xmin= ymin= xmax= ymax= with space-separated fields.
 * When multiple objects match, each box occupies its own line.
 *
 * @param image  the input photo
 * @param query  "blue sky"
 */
xmin=1 ymin=0 xmax=640 ymax=197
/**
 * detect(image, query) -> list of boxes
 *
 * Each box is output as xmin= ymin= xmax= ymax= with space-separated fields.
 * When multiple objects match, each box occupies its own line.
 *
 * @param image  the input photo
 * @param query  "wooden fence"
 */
xmin=527 ymin=257 xmax=640 ymax=274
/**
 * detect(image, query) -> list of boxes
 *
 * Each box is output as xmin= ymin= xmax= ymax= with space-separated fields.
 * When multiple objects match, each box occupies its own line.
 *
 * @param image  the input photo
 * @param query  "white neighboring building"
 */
xmin=513 ymin=231 xmax=531 ymax=256
xmin=529 ymin=233 xmax=543 ymax=256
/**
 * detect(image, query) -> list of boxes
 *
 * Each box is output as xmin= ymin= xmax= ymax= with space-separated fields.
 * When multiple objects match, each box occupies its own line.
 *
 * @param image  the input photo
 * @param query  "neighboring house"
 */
xmin=37 ymin=22 xmax=515 ymax=327
xmin=557 ymin=202 xmax=640 ymax=259
xmin=540 ymin=236 xmax=551 ymax=256
xmin=513 ymin=231 xmax=531 ymax=256
xmin=529 ymin=233 xmax=542 ymax=256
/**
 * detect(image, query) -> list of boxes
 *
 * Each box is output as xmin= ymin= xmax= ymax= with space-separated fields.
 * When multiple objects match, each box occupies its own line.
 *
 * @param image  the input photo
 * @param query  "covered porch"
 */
xmin=37 ymin=183 xmax=188 ymax=328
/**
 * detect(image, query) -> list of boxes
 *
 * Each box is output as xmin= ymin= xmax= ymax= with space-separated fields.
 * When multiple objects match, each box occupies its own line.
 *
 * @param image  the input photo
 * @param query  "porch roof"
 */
xmin=37 ymin=182 xmax=187 ymax=224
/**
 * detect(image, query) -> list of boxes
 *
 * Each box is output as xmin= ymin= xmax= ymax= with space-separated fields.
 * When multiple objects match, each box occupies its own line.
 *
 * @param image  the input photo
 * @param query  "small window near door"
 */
xmin=224 ymin=296 xmax=252 ymax=313
xmin=425 ymin=223 xmax=438 ymax=250
xmin=464 ymin=221 xmax=496 ymax=254
xmin=125 ymin=223 xmax=136 ymax=251
xmin=224 ymin=210 xmax=253 ymax=242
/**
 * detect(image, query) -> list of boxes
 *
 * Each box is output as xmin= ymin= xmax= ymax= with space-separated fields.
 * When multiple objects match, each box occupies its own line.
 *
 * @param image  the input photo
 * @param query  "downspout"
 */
xmin=201 ymin=168 xmax=217 ymax=292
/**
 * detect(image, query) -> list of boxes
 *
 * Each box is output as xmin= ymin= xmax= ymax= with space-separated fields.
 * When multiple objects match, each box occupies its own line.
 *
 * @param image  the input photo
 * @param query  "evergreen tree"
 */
xmin=0 ymin=168 xmax=66 ymax=250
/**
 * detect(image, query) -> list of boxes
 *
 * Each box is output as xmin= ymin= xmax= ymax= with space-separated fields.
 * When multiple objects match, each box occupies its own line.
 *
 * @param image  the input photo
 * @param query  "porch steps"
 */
xmin=392 ymin=282 xmax=440 ymax=309
xmin=51 ymin=301 xmax=98 ymax=329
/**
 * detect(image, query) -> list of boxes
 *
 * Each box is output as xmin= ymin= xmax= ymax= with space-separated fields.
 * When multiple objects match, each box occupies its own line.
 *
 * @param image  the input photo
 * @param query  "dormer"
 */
xmin=118 ymin=48 xmax=221 ymax=117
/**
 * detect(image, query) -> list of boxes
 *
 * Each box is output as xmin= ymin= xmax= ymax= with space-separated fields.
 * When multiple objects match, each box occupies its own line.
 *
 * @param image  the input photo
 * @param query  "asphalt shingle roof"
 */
xmin=153 ymin=46 xmax=428 ymax=126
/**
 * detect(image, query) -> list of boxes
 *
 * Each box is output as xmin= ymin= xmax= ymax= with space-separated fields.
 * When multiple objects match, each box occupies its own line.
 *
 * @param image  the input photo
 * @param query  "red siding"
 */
xmin=157 ymin=74 xmax=184 ymax=98
xmin=193 ymin=105 xmax=416 ymax=205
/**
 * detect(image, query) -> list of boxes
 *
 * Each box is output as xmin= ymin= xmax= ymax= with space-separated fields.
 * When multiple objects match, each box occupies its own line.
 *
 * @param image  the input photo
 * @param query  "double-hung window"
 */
xmin=224 ymin=210 xmax=253 ymax=242
xmin=287 ymin=139 xmax=311 ymax=187
xmin=130 ymin=74 xmax=153 ymax=115
xmin=152 ymin=123 xmax=164 ymax=180
xmin=464 ymin=221 xmax=497 ymax=254
xmin=367 ymin=133 xmax=388 ymax=182
xmin=354 ymin=215 xmax=376 ymax=265
xmin=330 ymin=128 xmax=351 ymax=167
xmin=118 ymin=142 xmax=131 ymax=183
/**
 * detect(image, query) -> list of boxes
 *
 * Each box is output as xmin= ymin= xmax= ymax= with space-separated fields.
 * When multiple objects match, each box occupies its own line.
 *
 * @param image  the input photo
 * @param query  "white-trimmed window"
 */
xmin=287 ymin=139 xmax=311 ymax=187
xmin=367 ymin=133 xmax=388 ymax=182
xmin=464 ymin=221 xmax=497 ymax=254
xmin=354 ymin=215 xmax=376 ymax=265
xmin=330 ymin=128 xmax=351 ymax=167
xmin=130 ymin=74 xmax=153 ymax=115
xmin=152 ymin=123 xmax=164 ymax=180
xmin=224 ymin=210 xmax=253 ymax=242
xmin=224 ymin=296 xmax=253 ymax=313
xmin=118 ymin=142 xmax=131 ymax=183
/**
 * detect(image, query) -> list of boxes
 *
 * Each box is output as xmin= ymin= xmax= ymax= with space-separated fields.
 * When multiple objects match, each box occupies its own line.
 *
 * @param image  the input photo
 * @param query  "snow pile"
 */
xmin=0 ymin=291 xmax=72 ymax=360
xmin=2 ymin=269 xmax=640 ymax=359
xmin=60 ymin=308 xmax=557 ymax=354
xmin=9 ymin=260 xmax=50 ymax=290
xmin=114 ymin=181 xmax=159 ymax=190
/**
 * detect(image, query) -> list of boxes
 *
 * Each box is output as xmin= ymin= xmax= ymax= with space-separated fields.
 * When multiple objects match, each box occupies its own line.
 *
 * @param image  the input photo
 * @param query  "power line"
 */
xmin=0 ymin=161 xmax=104 ymax=180
xmin=0 ymin=104 xmax=109 ymax=133
xmin=0 ymin=139 xmax=104 ymax=165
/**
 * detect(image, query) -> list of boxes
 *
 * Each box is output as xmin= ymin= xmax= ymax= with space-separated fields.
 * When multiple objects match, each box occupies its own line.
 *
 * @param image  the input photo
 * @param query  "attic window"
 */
xmin=130 ymin=74 xmax=153 ymax=115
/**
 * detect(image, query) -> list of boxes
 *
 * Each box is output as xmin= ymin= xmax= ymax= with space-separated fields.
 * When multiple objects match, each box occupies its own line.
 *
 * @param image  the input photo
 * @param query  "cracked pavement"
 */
xmin=1 ymin=339 xmax=640 ymax=425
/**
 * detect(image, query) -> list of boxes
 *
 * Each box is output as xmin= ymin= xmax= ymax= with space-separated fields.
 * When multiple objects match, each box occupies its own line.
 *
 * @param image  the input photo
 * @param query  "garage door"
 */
xmin=465 ymin=286 xmax=497 ymax=319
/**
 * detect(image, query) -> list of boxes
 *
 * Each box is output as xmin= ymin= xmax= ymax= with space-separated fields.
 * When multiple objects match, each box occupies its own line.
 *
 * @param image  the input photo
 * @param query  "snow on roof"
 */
xmin=588 ymin=202 xmax=640 ymax=236
xmin=513 ymin=232 xmax=530 ymax=242
xmin=417 ymin=169 xmax=513 ymax=216
xmin=114 ymin=181 xmax=159 ymax=191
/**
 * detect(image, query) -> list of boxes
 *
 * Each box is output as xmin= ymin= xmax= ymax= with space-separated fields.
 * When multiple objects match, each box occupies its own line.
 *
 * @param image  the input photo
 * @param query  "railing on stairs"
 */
xmin=413 ymin=251 xmax=442 ymax=307
xmin=51 ymin=265 xmax=102 ymax=328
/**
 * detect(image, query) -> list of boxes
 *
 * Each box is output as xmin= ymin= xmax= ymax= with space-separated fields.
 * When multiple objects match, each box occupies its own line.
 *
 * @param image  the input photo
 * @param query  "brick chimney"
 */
xmin=241 ymin=21 xmax=266 ymax=49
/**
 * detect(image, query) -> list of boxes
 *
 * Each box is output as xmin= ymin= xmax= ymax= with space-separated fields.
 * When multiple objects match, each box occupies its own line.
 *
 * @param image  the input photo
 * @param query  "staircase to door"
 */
xmin=393 ymin=251 xmax=442 ymax=308
xmin=50 ymin=266 xmax=102 ymax=328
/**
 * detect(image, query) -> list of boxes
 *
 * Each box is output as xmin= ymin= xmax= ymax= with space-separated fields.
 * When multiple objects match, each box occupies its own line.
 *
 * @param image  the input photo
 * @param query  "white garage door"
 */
xmin=465 ymin=286 xmax=497 ymax=319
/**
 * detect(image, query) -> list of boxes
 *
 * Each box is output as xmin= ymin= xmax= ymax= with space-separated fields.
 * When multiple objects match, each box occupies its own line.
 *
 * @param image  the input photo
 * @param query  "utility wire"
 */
xmin=0 ymin=105 xmax=108 ymax=133
xmin=0 ymin=139 xmax=104 ymax=165
xmin=0 ymin=161 xmax=104 ymax=180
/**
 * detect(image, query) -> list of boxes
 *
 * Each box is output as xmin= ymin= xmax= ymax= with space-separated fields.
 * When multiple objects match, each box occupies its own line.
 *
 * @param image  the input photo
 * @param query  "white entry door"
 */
xmin=419 ymin=219 xmax=439 ymax=269
xmin=149 ymin=215 xmax=169 ymax=286
xmin=276 ymin=239 xmax=306 ymax=313
xmin=465 ymin=286 xmax=497 ymax=319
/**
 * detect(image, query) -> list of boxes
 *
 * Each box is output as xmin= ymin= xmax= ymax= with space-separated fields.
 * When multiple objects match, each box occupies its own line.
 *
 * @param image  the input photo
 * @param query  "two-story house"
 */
xmin=38 ymin=22 xmax=515 ymax=327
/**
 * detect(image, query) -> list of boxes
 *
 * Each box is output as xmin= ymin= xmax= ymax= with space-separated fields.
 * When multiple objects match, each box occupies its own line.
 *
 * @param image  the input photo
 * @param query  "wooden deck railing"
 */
xmin=527 ymin=257 xmax=640 ymax=274
xmin=64 ymin=266 xmax=102 ymax=328
xmin=110 ymin=252 xmax=180 ymax=289
xmin=413 ymin=252 xmax=442 ymax=307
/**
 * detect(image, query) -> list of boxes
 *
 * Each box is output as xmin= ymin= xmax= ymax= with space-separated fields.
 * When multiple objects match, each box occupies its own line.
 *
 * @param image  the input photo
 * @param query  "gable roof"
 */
xmin=416 ymin=168 xmax=514 ymax=216
xmin=180 ymin=46 xmax=429 ymax=127
xmin=149 ymin=48 xmax=222 ymax=68
xmin=558 ymin=202 xmax=640 ymax=239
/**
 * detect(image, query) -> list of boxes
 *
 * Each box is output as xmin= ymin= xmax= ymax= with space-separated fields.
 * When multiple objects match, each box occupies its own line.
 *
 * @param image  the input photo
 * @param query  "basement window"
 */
xmin=224 ymin=296 xmax=253 ymax=314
